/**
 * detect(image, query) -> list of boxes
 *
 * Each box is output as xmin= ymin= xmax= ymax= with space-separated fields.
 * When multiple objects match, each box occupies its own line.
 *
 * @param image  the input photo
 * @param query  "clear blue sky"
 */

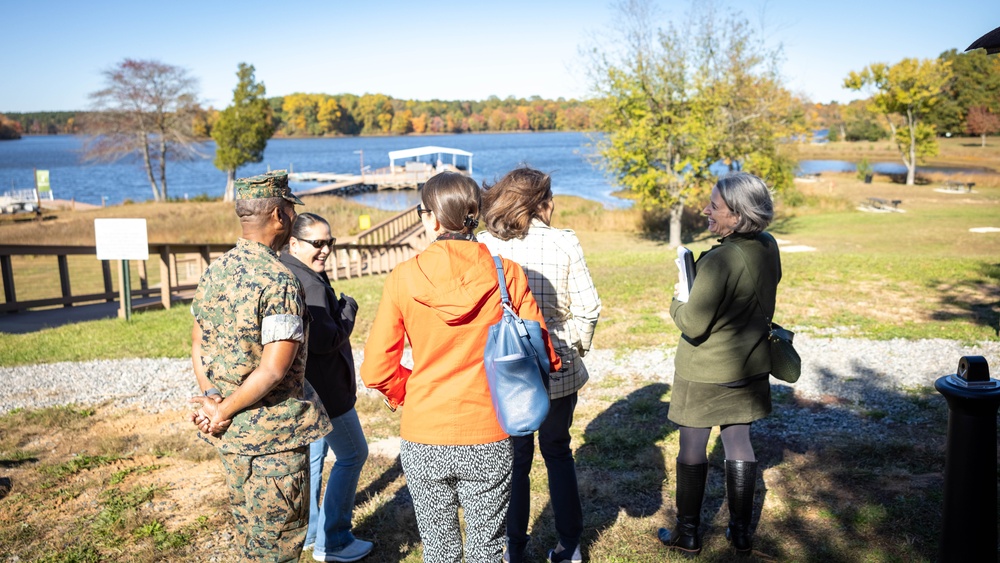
xmin=2 ymin=0 xmax=998 ymax=112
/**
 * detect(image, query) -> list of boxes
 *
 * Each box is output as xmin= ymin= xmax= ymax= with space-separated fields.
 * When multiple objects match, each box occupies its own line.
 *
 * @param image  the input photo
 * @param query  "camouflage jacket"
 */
xmin=191 ymin=238 xmax=331 ymax=454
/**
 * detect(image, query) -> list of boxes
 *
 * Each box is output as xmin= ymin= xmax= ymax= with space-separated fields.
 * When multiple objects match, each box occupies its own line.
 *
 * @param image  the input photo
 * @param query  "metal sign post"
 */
xmin=120 ymin=260 xmax=133 ymax=321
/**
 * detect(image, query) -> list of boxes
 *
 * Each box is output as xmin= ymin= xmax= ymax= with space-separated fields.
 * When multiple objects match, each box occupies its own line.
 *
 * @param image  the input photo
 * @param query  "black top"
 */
xmin=279 ymin=252 xmax=359 ymax=418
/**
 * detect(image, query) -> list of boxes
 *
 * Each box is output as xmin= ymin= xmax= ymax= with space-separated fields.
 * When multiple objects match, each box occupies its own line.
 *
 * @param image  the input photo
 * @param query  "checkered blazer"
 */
xmin=479 ymin=219 xmax=601 ymax=399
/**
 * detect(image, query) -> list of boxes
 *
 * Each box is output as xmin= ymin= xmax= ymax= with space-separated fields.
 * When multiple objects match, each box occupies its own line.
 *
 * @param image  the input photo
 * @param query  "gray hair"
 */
xmin=235 ymin=197 xmax=285 ymax=220
xmin=715 ymin=172 xmax=774 ymax=235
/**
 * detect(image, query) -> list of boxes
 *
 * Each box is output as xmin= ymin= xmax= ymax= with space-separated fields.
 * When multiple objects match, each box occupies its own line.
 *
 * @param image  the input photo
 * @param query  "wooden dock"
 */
xmin=289 ymin=146 xmax=473 ymax=197
xmin=290 ymin=164 xmax=470 ymax=197
xmin=291 ymin=174 xmax=370 ymax=197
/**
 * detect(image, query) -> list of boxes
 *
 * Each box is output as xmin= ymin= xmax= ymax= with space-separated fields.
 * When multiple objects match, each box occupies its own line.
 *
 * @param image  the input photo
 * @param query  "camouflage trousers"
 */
xmin=218 ymin=446 xmax=310 ymax=562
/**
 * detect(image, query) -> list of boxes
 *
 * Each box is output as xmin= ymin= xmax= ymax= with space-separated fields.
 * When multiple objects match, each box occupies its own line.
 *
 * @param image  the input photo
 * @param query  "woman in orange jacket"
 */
xmin=361 ymin=172 xmax=561 ymax=562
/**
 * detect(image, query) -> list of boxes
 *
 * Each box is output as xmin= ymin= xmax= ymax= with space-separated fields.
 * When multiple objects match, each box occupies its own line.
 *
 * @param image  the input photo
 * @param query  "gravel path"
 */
xmin=3 ymin=337 xmax=998 ymax=420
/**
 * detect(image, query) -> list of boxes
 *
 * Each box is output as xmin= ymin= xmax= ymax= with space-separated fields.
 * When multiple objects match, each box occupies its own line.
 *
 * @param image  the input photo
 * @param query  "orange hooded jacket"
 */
xmin=360 ymin=240 xmax=561 ymax=446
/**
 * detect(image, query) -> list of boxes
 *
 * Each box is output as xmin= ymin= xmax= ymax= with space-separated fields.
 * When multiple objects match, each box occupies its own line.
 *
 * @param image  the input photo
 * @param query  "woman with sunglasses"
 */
xmin=361 ymin=172 xmax=561 ymax=562
xmin=280 ymin=212 xmax=372 ymax=563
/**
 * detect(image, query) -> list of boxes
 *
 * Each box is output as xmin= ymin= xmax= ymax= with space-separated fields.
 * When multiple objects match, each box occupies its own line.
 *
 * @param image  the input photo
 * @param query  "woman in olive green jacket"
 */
xmin=659 ymin=172 xmax=782 ymax=557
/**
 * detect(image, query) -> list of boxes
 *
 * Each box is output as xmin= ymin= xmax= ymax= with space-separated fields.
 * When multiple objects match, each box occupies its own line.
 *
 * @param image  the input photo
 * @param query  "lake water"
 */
xmin=0 ymin=132 xmax=627 ymax=210
xmin=0 ymin=133 xmax=987 ymax=210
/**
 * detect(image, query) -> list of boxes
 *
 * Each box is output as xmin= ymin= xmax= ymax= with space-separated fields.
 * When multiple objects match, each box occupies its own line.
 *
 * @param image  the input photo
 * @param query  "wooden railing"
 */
xmin=355 ymin=204 xmax=425 ymax=246
xmin=0 ymin=243 xmax=231 ymax=314
xmin=0 ymin=240 xmax=421 ymax=314
xmin=327 ymin=244 xmax=417 ymax=280
xmin=1 ymin=208 xmax=429 ymax=315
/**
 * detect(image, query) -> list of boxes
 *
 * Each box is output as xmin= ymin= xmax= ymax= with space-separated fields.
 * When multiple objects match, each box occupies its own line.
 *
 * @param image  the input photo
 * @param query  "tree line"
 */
xmin=267 ymin=94 xmax=594 ymax=136
xmin=2 ymin=96 xmax=595 ymax=139
xmin=808 ymin=48 xmax=1000 ymax=144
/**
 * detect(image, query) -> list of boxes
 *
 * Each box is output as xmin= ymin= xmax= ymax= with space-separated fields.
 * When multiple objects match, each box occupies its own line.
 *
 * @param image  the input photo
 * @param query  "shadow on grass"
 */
xmin=501 ymin=370 xmax=955 ymax=561
xmin=351 ymin=455 xmax=421 ymax=563
xmin=573 ymin=383 xmax=675 ymax=560
xmin=928 ymin=262 xmax=1000 ymax=336
xmin=746 ymin=359 xmax=953 ymax=562
xmin=0 ymin=457 xmax=38 ymax=468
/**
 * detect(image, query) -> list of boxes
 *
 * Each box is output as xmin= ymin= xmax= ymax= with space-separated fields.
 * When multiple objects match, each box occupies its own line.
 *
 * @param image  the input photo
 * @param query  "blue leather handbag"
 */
xmin=484 ymin=256 xmax=551 ymax=436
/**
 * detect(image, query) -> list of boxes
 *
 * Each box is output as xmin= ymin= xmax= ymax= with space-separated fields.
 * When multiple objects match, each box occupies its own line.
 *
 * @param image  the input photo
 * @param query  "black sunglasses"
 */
xmin=297 ymin=237 xmax=335 ymax=249
xmin=417 ymin=204 xmax=433 ymax=217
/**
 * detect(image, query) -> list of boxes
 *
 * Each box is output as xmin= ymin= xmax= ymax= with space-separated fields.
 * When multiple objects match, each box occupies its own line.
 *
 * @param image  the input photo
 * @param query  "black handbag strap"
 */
xmin=730 ymin=243 xmax=773 ymax=329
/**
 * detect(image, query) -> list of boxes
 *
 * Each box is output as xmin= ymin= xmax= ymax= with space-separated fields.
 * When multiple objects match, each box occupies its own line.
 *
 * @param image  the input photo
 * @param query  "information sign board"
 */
xmin=95 ymin=219 xmax=149 ymax=260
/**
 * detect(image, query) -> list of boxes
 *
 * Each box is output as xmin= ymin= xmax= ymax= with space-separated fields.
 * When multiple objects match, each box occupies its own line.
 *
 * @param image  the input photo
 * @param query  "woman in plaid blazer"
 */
xmin=480 ymin=166 xmax=602 ymax=563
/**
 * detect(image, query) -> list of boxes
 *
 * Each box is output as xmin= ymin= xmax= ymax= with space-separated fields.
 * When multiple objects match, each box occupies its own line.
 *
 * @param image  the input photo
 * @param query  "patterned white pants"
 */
xmin=400 ymin=438 xmax=513 ymax=563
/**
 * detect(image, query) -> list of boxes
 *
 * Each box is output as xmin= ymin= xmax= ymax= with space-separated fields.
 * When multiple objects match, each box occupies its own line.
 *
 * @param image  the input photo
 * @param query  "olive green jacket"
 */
xmin=669 ymin=232 xmax=782 ymax=384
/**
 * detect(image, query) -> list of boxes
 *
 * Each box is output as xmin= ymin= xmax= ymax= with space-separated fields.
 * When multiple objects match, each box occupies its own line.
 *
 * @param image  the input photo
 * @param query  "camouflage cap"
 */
xmin=234 ymin=170 xmax=304 ymax=205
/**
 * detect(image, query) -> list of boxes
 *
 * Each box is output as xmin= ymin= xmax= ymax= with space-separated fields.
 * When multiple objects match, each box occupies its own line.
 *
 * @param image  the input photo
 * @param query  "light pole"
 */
xmin=354 ymin=150 xmax=364 ymax=177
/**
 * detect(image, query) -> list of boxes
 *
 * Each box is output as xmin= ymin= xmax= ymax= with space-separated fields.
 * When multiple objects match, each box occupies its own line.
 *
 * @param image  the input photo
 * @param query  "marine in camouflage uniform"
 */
xmin=189 ymin=171 xmax=332 ymax=562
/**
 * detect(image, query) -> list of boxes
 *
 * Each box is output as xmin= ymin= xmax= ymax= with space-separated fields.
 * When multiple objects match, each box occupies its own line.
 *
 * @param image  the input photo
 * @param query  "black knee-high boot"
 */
xmin=725 ymin=459 xmax=758 ymax=553
xmin=657 ymin=461 xmax=708 ymax=556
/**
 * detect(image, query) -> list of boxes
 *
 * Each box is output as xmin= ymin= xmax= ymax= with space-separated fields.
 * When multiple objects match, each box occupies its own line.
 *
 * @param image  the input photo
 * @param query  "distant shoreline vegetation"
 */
xmin=2 ymin=94 xmax=597 ymax=139
xmin=0 ymin=113 xmax=25 ymax=139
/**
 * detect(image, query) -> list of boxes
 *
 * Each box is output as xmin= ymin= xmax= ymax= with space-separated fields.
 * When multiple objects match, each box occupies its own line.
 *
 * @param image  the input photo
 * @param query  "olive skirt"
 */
xmin=668 ymin=374 xmax=772 ymax=428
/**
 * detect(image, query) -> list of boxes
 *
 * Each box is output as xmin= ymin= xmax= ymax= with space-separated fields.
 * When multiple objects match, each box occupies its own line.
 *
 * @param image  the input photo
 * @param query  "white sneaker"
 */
xmin=547 ymin=543 xmax=582 ymax=563
xmin=313 ymin=539 xmax=373 ymax=562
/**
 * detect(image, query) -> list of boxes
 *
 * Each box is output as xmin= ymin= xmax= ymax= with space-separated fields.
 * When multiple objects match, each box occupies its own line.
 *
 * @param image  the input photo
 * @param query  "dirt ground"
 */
xmin=1 ymin=406 xmax=242 ymax=561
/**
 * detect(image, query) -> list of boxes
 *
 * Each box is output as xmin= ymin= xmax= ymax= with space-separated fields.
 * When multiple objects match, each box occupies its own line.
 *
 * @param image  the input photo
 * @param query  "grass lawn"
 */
xmin=0 ymin=374 xmax=959 ymax=562
xmin=0 ymin=170 xmax=998 ymax=562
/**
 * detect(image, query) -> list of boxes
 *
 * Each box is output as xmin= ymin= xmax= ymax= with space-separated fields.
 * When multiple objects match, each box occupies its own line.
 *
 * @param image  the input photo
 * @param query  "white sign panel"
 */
xmin=95 ymin=218 xmax=149 ymax=260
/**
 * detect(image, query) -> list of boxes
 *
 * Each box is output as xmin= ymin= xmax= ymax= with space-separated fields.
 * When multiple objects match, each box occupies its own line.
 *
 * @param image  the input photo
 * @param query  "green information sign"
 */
xmin=35 ymin=170 xmax=50 ymax=193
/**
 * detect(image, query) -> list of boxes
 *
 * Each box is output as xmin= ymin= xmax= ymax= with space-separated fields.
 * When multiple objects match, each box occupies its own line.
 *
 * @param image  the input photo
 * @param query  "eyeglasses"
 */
xmin=417 ymin=204 xmax=433 ymax=217
xmin=297 ymin=237 xmax=335 ymax=249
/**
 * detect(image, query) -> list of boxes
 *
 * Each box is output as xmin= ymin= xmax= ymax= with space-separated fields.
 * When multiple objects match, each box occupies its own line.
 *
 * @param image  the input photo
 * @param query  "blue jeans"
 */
xmin=305 ymin=407 xmax=369 ymax=552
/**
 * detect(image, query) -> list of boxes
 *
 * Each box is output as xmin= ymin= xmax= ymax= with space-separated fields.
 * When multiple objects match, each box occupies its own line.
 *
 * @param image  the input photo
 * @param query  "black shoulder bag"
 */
xmin=732 ymin=244 xmax=801 ymax=384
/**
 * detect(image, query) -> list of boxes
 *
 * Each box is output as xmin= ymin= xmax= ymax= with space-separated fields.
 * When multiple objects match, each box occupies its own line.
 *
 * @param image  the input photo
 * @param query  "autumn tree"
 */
xmin=390 ymin=110 xmax=414 ymax=134
xmin=965 ymin=106 xmax=1000 ymax=147
xmin=82 ymin=59 xmax=202 ymax=201
xmin=212 ymin=63 xmax=275 ymax=201
xmin=702 ymin=5 xmax=803 ymax=189
xmin=928 ymin=49 xmax=1000 ymax=135
xmin=0 ymin=114 xmax=23 ymax=140
xmin=317 ymin=97 xmax=342 ymax=133
xmin=356 ymin=94 xmax=394 ymax=134
xmin=844 ymin=58 xmax=951 ymax=185
xmin=587 ymin=0 xmax=799 ymax=247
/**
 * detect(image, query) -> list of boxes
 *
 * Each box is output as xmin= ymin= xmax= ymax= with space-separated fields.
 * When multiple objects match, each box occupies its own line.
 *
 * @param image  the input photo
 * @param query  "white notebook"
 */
xmin=675 ymin=246 xmax=695 ymax=302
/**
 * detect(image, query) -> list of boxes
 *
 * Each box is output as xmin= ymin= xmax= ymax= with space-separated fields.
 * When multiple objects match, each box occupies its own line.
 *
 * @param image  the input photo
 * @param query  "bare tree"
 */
xmin=82 ymin=59 xmax=203 ymax=201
